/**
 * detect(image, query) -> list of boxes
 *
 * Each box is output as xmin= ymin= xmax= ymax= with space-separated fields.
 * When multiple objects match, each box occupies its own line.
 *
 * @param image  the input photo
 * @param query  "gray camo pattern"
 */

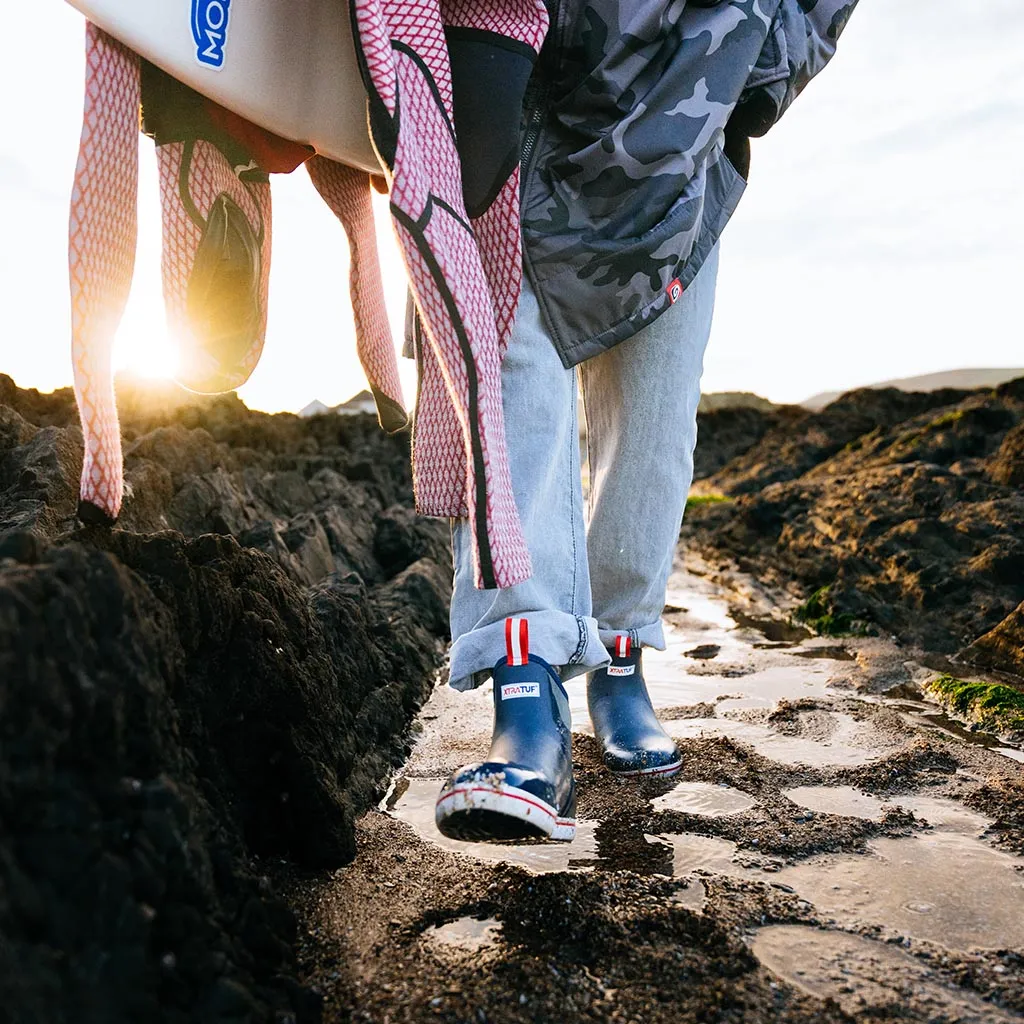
xmin=521 ymin=0 xmax=858 ymax=366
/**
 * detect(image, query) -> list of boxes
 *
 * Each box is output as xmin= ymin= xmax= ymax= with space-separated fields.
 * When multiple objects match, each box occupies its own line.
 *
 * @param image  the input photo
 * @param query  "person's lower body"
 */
xmin=436 ymin=247 xmax=719 ymax=842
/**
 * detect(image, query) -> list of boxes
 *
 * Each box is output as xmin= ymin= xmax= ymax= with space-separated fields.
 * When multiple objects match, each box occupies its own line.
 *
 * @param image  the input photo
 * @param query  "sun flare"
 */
xmin=113 ymin=329 xmax=180 ymax=380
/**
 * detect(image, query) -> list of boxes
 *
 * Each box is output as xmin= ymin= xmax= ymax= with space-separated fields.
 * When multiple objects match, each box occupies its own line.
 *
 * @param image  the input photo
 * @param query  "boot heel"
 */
xmin=549 ymin=816 xmax=577 ymax=842
xmin=436 ymin=781 xmax=558 ymax=842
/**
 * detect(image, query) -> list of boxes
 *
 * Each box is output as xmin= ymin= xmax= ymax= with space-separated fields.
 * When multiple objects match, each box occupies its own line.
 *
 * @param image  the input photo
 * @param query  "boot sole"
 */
xmin=606 ymin=758 xmax=683 ymax=778
xmin=435 ymin=783 xmax=576 ymax=843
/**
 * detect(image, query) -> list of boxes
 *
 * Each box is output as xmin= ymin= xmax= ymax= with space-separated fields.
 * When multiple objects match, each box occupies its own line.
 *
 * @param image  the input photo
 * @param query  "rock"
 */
xmin=922 ymin=673 xmax=1024 ymax=739
xmin=705 ymin=387 xmax=976 ymax=495
xmin=282 ymin=511 xmax=336 ymax=584
xmin=685 ymin=379 xmax=1024 ymax=669
xmin=692 ymin=404 xmax=804 ymax=481
xmin=0 ymin=377 xmax=451 ymax=1022
xmin=373 ymin=505 xmax=450 ymax=577
xmin=962 ymin=602 xmax=1024 ymax=678
xmin=0 ymin=407 xmax=80 ymax=536
xmin=988 ymin=421 xmax=1024 ymax=488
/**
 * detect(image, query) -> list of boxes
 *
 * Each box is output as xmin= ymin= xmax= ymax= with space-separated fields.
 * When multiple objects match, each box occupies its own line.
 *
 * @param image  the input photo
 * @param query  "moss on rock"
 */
xmin=793 ymin=585 xmax=867 ymax=637
xmin=685 ymin=492 xmax=732 ymax=513
xmin=924 ymin=674 xmax=1024 ymax=738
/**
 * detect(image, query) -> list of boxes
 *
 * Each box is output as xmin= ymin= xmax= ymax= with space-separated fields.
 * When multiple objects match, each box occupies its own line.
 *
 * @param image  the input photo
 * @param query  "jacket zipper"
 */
xmin=520 ymin=1 xmax=560 ymax=190
xmin=520 ymin=95 xmax=546 ymax=175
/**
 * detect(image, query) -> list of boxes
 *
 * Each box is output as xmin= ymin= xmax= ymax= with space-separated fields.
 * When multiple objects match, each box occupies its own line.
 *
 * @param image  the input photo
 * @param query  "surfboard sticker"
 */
xmin=192 ymin=0 xmax=231 ymax=70
xmin=65 ymin=0 xmax=380 ymax=171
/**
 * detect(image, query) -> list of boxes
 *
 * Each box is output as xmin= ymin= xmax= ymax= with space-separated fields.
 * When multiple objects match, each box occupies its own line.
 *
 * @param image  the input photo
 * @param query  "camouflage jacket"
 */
xmin=520 ymin=0 xmax=858 ymax=366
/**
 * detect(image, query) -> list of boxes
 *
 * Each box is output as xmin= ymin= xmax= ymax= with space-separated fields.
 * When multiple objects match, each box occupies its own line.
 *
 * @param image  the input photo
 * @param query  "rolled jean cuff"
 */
xmin=448 ymin=612 xmax=609 ymax=691
xmin=597 ymin=620 xmax=667 ymax=653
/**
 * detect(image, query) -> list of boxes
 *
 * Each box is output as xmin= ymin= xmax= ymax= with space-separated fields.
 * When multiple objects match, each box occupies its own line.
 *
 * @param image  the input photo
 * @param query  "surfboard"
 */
xmin=65 ymin=0 xmax=380 ymax=173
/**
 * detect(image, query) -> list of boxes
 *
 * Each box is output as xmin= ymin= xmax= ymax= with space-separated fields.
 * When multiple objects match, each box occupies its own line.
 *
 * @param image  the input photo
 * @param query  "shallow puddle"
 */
xmin=783 ymin=787 xmax=995 ymax=835
xmin=425 ymin=916 xmax=503 ymax=951
xmin=891 ymin=701 xmax=1024 ymax=761
xmin=783 ymin=785 xmax=887 ymax=821
xmin=752 ymin=925 xmax=1018 ymax=1023
xmin=671 ymin=877 xmax=708 ymax=911
xmin=564 ymin=661 xmax=838 ymax=731
xmin=390 ymin=778 xmax=603 ymax=873
xmin=651 ymin=781 xmax=757 ymax=817
xmin=711 ymin=666 xmax=838 ymax=712
xmin=773 ymin=833 xmax=1024 ymax=949
xmin=391 ymin=566 xmax=1022 ymax=962
xmin=664 ymin=586 xmax=736 ymax=632
xmin=648 ymin=832 xmax=753 ymax=880
xmin=894 ymin=794 xmax=993 ymax=834
xmin=666 ymin=713 xmax=888 ymax=768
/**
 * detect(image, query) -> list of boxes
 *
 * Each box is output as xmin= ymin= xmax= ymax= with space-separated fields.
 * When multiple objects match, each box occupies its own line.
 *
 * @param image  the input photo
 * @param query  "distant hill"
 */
xmin=698 ymin=391 xmax=777 ymax=413
xmin=306 ymin=390 xmax=781 ymax=423
xmin=802 ymin=368 xmax=1024 ymax=411
xmin=298 ymin=390 xmax=376 ymax=418
xmin=298 ymin=399 xmax=330 ymax=418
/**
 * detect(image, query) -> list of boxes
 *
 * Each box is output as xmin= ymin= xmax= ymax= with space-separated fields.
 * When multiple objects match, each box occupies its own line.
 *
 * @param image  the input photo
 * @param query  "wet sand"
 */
xmin=290 ymin=560 xmax=1024 ymax=1023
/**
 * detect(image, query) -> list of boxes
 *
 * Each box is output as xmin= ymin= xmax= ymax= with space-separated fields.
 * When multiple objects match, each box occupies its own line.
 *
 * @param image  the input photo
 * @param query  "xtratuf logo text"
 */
xmin=192 ymin=0 xmax=231 ymax=69
xmin=500 ymin=682 xmax=540 ymax=700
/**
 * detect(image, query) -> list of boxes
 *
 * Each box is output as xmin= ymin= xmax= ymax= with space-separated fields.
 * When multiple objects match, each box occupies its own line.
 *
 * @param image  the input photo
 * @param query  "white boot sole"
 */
xmin=435 ymin=782 xmax=576 ymax=842
xmin=608 ymin=758 xmax=683 ymax=778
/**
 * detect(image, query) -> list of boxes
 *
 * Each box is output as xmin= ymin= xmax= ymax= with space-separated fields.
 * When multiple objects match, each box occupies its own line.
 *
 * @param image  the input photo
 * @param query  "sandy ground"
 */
xmin=288 ymin=557 xmax=1024 ymax=1024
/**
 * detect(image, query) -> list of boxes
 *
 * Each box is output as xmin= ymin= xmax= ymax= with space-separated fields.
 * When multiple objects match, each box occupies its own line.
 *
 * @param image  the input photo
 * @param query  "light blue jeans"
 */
xmin=449 ymin=246 xmax=719 ymax=690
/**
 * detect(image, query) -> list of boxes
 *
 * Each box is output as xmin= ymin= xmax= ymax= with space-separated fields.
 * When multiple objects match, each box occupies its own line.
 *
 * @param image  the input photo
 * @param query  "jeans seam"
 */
xmin=569 ymin=367 xmax=580 ymax=614
xmin=568 ymin=615 xmax=589 ymax=665
xmin=581 ymin=366 xmax=595 ymax=522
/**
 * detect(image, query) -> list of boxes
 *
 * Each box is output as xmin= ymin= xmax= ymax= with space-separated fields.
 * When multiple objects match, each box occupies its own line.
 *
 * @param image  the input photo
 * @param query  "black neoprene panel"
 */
xmin=445 ymin=28 xmax=536 ymax=219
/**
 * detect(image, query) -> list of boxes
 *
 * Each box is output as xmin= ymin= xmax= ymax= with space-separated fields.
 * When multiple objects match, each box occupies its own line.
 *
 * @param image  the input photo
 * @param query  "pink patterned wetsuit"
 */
xmin=69 ymin=1 xmax=548 ymax=589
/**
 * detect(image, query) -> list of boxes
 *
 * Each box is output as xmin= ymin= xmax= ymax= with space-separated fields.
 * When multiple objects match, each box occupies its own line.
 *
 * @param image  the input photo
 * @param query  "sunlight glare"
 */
xmin=113 ymin=325 xmax=180 ymax=380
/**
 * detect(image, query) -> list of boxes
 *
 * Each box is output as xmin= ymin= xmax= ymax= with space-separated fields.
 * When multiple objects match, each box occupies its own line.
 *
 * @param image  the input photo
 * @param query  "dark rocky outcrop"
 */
xmin=0 ymin=375 xmax=450 ymax=1023
xmin=701 ymin=386 xmax=976 ymax=496
xmin=963 ymin=601 xmax=1024 ymax=679
xmin=692 ymin=403 xmax=804 ymax=480
xmin=685 ymin=378 xmax=1024 ymax=677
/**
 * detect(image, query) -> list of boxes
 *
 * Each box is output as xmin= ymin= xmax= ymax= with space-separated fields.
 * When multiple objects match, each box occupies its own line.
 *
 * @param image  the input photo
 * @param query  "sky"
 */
xmin=1 ymin=2 xmax=1021 ymax=411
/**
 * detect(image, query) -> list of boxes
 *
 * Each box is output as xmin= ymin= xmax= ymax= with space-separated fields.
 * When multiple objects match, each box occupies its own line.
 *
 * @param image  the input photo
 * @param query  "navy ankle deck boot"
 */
xmin=436 ymin=618 xmax=576 ymax=843
xmin=587 ymin=635 xmax=681 ymax=776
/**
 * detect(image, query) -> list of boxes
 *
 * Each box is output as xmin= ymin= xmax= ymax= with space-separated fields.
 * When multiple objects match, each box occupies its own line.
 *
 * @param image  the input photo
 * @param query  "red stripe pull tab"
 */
xmin=505 ymin=617 xmax=529 ymax=666
xmin=614 ymin=634 xmax=631 ymax=659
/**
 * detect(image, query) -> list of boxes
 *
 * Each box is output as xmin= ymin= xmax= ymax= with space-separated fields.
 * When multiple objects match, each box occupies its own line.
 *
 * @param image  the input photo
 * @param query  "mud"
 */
xmin=752 ymin=926 xmax=1021 ymax=1023
xmin=295 ymin=564 xmax=1024 ymax=1023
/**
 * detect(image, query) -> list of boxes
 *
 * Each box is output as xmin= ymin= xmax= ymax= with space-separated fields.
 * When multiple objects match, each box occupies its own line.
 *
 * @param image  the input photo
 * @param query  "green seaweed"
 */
xmin=793 ymin=585 xmax=866 ymax=637
xmin=892 ymin=429 xmax=923 ymax=451
xmin=685 ymin=493 xmax=732 ymax=513
xmin=924 ymin=674 xmax=1024 ymax=736
xmin=842 ymin=426 xmax=883 ymax=454
xmin=927 ymin=408 xmax=966 ymax=431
